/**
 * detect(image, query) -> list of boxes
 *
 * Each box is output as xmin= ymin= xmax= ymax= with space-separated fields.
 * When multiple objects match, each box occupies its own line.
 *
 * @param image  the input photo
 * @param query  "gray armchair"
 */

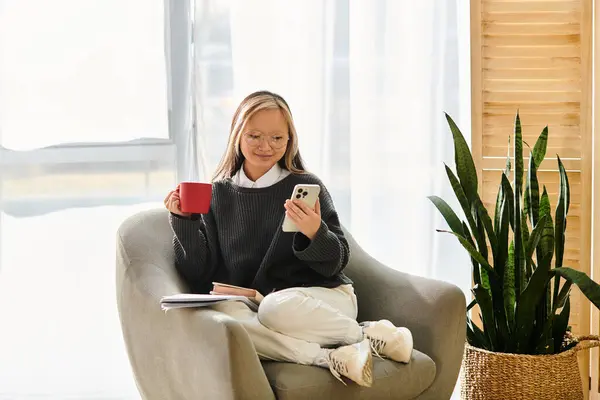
xmin=116 ymin=209 xmax=466 ymax=400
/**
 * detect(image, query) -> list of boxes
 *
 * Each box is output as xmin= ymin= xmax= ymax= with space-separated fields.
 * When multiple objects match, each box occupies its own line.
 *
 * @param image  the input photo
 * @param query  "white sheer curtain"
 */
xmin=0 ymin=0 xmax=178 ymax=398
xmin=193 ymin=0 xmax=472 ymax=287
xmin=193 ymin=4 xmax=472 ymax=391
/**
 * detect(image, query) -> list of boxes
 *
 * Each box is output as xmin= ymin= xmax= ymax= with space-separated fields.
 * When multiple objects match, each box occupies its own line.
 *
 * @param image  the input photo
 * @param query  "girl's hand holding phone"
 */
xmin=284 ymin=198 xmax=321 ymax=240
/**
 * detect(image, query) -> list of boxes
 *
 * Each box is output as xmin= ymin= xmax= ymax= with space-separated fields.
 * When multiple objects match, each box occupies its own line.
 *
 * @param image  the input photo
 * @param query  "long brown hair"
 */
xmin=211 ymin=90 xmax=307 ymax=181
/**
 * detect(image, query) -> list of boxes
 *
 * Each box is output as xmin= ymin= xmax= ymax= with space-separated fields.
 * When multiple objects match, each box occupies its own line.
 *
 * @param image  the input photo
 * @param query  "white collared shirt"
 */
xmin=232 ymin=163 xmax=291 ymax=188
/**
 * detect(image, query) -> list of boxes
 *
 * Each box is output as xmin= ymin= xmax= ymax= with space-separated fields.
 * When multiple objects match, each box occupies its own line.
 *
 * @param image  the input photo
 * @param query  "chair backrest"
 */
xmin=338 ymin=225 xmax=386 ymax=315
xmin=339 ymin=225 xmax=377 ymax=280
xmin=118 ymin=208 xmax=175 ymax=266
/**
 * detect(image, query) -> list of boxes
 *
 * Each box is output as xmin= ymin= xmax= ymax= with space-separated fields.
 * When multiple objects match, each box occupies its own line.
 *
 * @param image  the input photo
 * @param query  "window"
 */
xmin=0 ymin=1 xmax=178 ymax=398
xmin=0 ymin=0 xmax=175 ymax=217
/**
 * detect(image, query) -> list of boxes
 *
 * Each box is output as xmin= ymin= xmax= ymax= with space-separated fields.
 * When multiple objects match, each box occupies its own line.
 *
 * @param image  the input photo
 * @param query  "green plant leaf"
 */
xmin=554 ymin=156 xmax=569 ymax=268
xmin=522 ymin=210 xmax=532 ymax=280
xmin=473 ymin=284 xmax=498 ymax=350
xmin=534 ymin=190 xmax=554 ymax=333
xmin=514 ymin=112 xmax=524 ymax=196
xmin=532 ymin=126 xmax=548 ymax=169
xmin=536 ymin=282 xmax=570 ymax=355
xmin=467 ymin=298 xmax=476 ymax=312
xmin=501 ymin=173 xmax=515 ymax=232
xmin=505 ymin=136 xmax=512 ymax=176
xmin=475 ymin=198 xmax=497 ymax=260
xmin=553 ymin=297 xmax=570 ymax=352
xmin=504 ymin=241 xmax=516 ymax=330
xmin=467 ymin=317 xmax=490 ymax=349
xmin=513 ymin=113 xmax=524 ymax=297
xmin=535 ymin=319 xmax=555 ymax=355
xmin=553 ymin=158 xmax=569 ymax=313
xmin=525 ymin=214 xmax=548 ymax=276
xmin=494 ymin=294 xmax=511 ymax=351
xmin=494 ymin=178 xmax=504 ymax=234
xmin=445 ymin=165 xmax=486 ymax=260
xmin=546 ymin=282 xmax=552 ymax=319
xmin=553 ymin=267 xmax=600 ymax=310
xmin=474 ymin=209 xmax=490 ymax=273
xmin=445 ymin=113 xmax=478 ymax=203
xmin=514 ymin=254 xmax=552 ymax=353
xmin=562 ymin=159 xmax=571 ymax=215
xmin=523 ymin=186 xmax=530 ymax=226
xmin=480 ymin=263 xmax=491 ymax=293
xmin=553 ymin=280 xmax=572 ymax=314
xmin=494 ymin=187 xmax=510 ymax=280
xmin=514 ymin=209 xmax=524 ymax=297
xmin=466 ymin=323 xmax=478 ymax=347
xmin=526 ymin=152 xmax=540 ymax=227
xmin=428 ymin=196 xmax=465 ymax=238
xmin=538 ymin=187 xmax=555 ymax=267
xmin=462 ymin=221 xmax=482 ymax=286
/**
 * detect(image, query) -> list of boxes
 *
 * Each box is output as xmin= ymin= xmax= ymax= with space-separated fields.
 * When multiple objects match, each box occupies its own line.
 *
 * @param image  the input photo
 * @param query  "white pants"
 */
xmin=213 ymin=284 xmax=364 ymax=365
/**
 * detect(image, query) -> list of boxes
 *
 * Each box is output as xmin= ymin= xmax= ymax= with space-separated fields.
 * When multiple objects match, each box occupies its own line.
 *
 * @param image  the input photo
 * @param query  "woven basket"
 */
xmin=460 ymin=335 xmax=600 ymax=400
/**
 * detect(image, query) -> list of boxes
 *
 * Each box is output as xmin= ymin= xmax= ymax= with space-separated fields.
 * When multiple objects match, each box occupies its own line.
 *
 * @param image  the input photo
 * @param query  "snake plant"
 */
xmin=429 ymin=111 xmax=600 ymax=354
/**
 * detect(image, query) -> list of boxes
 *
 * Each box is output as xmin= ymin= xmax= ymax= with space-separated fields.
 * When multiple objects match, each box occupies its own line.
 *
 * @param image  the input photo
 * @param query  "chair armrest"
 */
xmin=116 ymin=209 xmax=275 ymax=400
xmin=348 ymin=247 xmax=466 ymax=400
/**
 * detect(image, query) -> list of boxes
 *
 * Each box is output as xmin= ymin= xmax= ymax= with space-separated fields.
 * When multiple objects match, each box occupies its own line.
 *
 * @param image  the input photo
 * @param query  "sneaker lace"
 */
xmin=328 ymin=355 xmax=348 ymax=385
xmin=368 ymin=335 xmax=386 ymax=359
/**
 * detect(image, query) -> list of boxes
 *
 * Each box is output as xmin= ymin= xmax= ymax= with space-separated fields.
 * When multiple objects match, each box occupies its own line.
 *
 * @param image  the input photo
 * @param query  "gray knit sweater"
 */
xmin=168 ymin=172 xmax=352 ymax=295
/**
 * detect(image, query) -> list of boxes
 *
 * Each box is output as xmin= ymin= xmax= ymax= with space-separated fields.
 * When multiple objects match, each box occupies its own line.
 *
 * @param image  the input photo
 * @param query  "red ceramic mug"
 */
xmin=178 ymin=182 xmax=212 ymax=214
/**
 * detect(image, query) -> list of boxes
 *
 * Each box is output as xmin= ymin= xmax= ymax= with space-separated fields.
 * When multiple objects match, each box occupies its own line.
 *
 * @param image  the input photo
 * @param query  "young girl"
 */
xmin=164 ymin=90 xmax=412 ymax=387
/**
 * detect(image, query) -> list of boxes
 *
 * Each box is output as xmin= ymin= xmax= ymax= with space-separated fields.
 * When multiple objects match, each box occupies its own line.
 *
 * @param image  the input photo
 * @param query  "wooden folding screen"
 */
xmin=470 ymin=0 xmax=593 ymax=396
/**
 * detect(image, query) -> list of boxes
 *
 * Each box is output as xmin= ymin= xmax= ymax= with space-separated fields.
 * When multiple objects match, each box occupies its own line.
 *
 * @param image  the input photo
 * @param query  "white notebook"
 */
xmin=160 ymin=293 xmax=259 ymax=312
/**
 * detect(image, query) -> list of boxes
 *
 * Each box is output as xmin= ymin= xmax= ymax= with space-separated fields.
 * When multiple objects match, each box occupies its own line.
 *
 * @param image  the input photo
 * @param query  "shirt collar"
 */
xmin=235 ymin=163 xmax=286 ymax=188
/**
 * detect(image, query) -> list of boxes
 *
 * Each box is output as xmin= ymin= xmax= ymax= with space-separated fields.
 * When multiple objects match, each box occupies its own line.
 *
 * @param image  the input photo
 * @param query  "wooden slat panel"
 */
xmin=484 ymin=57 xmax=580 ymax=69
xmin=483 ymin=91 xmax=581 ymax=102
xmin=483 ymin=1 xmax=580 ymax=13
xmin=483 ymin=124 xmax=580 ymax=136
xmin=473 ymin=6 xmax=591 ymax=393
xmin=482 ymin=11 xmax=581 ymax=23
xmin=578 ymin=0 xmax=593 ymax=391
xmin=481 ymin=157 xmax=581 ymax=171
xmin=484 ymin=101 xmax=581 ymax=113
xmin=482 ymin=136 xmax=582 ymax=148
xmin=483 ymin=142 xmax=581 ymax=158
xmin=472 ymin=0 xmax=484 ymax=192
xmin=484 ymin=34 xmax=580 ymax=46
xmin=483 ymin=45 xmax=581 ymax=57
xmin=484 ymin=68 xmax=580 ymax=79
xmin=485 ymin=80 xmax=580 ymax=91
xmin=481 ymin=170 xmax=582 ymax=188
xmin=483 ymin=22 xmax=580 ymax=35
xmin=482 ymin=170 xmax=582 ymax=183
xmin=483 ymin=113 xmax=580 ymax=125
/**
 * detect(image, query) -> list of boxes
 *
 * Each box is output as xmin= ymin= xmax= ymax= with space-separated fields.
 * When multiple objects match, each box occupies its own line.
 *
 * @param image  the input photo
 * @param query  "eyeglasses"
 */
xmin=243 ymin=131 xmax=289 ymax=150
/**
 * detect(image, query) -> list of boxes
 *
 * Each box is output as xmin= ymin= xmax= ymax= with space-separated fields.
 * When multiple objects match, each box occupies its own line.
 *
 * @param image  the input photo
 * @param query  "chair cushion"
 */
xmin=262 ymin=349 xmax=436 ymax=400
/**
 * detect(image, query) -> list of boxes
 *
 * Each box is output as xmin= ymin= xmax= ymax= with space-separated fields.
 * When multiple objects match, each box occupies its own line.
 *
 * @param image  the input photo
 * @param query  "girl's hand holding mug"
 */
xmin=164 ymin=185 xmax=191 ymax=217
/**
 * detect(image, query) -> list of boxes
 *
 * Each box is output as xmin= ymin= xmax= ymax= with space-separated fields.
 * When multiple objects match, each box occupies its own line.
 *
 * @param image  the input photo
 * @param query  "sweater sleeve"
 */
xmin=168 ymin=212 xmax=213 ymax=288
xmin=292 ymin=185 xmax=350 ymax=278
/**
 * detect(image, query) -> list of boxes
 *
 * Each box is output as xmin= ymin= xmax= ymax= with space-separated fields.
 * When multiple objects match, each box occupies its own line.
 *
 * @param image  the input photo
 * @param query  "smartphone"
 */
xmin=282 ymin=184 xmax=321 ymax=232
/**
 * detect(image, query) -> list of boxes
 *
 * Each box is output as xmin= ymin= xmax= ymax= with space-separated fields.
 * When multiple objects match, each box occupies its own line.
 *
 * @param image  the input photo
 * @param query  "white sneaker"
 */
xmin=327 ymin=338 xmax=373 ymax=387
xmin=362 ymin=320 xmax=413 ymax=363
